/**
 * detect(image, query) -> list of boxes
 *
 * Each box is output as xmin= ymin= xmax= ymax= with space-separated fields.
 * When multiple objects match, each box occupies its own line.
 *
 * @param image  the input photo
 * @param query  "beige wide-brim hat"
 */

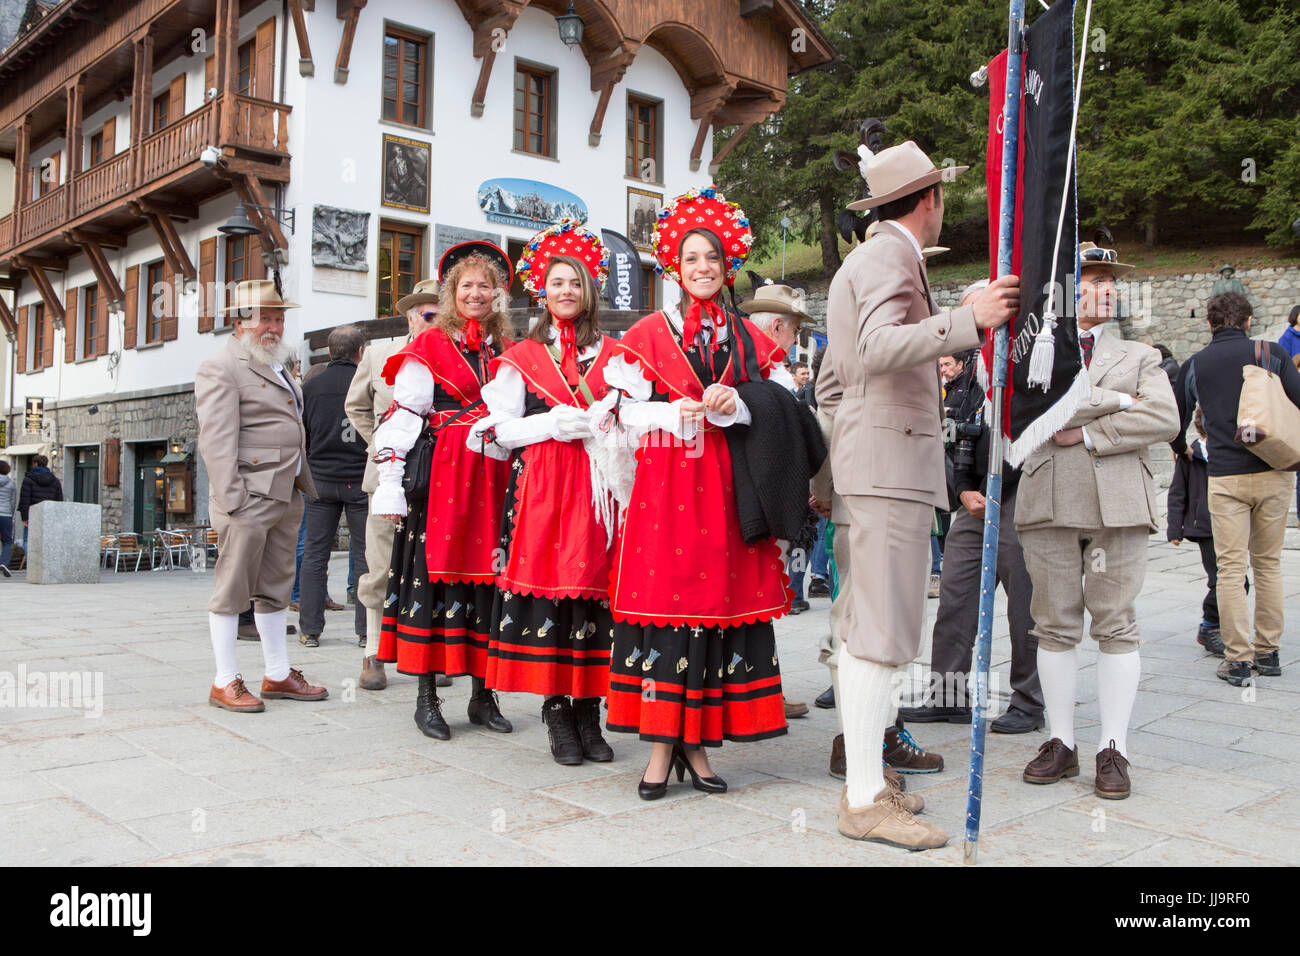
xmin=736 ymin=283 xmax=813 ymax=324
xmin=922 ymin=246 xmax=950 ymax=259
xmin=1079 ymin=241 xmax=1135 ymax=277
xmin=395 ymin=278 xmax=441 ymax=314
xmin=218 ymin=279 xmax=300 ymax=315
xmin=848 ymin=141 xmax=968 ymax=211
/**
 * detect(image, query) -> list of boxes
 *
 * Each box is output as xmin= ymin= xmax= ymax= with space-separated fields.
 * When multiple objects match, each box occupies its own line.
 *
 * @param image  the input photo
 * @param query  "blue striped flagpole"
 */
xmin=964 ymin=0 xmax=1026 ymax=865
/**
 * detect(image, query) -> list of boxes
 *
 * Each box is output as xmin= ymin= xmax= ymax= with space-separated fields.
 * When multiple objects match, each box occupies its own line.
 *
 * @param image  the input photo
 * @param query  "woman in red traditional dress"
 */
xmin=467 ymin=220 xmax=624 ymax=766
xmin=370 ymin=242 xmax=514 ymax=740
xmin=600 ymin=186 xmax=791 ymax=799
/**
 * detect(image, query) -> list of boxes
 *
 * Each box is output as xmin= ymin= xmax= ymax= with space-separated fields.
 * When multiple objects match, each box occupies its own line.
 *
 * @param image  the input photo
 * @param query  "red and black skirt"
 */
xmin=376 ymin=497 xmax=494 ymax=679
xmin=605 ymin=620 xmax=787 ymax=748
xmin=486 ymin=453 xmax=614 ymax=698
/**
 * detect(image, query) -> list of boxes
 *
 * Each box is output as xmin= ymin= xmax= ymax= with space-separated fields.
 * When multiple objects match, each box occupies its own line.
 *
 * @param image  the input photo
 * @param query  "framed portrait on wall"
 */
xmin=381 ymin=134 xmax=431 ymax=214
xmin=627 ymin=187 xmax=662 ymax=253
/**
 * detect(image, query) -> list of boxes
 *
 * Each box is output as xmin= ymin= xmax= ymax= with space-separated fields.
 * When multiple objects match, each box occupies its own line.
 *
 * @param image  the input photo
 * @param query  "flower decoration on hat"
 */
xmin=515 ymin=219 xmax=610 ymax=303
xmin=652 ymin=185 xmax=753 ymax=286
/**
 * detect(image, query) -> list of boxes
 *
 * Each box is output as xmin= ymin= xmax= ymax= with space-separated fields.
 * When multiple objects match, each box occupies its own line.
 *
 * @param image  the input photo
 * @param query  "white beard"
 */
xmin=246 ymin=335 xmax=291 ymax=367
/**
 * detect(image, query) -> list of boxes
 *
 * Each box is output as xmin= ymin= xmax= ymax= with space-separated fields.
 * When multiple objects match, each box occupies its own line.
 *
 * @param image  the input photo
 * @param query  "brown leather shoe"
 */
xmin=237 ymin=622 xmax=260 ymax=642
xmin=837 ymin=787 xmax=947 ymax=850
xmin=883 ymin=723 xmax=944 ymax=773
xmin=209 ymin=676 xmax=264 ymax=713
xmin=829 ymin=733 xmax=846 ymax=780
xmin=261 ymin=668 xmax=329 ymax=701
xmin=875 ymin=773 xmax=924 ymax=812
xmin=359 ymin=656 xmax=387 ymax=691
xmin=325 ymin=597 xmax=345 ymax=611
xmin=1095 ymin=740 xmax=1131 ymax=799
xmin=784 ymin=696 xmax=809 ymax=719
xmin=1022 ymin=737 xmax=1080 ymax=784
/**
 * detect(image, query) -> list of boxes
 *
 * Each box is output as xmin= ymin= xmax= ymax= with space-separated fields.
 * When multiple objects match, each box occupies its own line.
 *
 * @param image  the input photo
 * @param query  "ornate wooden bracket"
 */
xmin=0 ymin=295 xmax=15 ymax=338
xmin=65 ymin=228 xmax=126 ymax=309
xmin=334 ymin=0 xmax=367 ymax=84
xmin=129 ymin=200 xmax=197 ymax=282
xmin=467 ymin=3 xmax=526 ymax=117
xmin=14 ymin=255 xmax=66 ymax=327
xmin=687 ymin=81 xmax=737 ymax=172
xmin=288 ymin=0 xmax=314 ymax=76
xmin=708 ymin=91 xmax=785 ymax=175
xmin=588 ymin=44 xmax=638 ymax=147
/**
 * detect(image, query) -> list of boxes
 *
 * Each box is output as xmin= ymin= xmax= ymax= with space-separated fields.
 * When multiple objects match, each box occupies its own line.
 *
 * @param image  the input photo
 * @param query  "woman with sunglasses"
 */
xmin=370 ymin=242 xmax=515 ymax=741
xmin=601 ymin=186 xmax=793 ymax=798
xmin=467 ymin=221 xmax=625 ymax=766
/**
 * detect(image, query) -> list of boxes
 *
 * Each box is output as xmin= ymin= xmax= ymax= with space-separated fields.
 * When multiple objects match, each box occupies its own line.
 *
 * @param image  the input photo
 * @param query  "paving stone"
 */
xmin=0 ymin=797 xmax=159 ymax=866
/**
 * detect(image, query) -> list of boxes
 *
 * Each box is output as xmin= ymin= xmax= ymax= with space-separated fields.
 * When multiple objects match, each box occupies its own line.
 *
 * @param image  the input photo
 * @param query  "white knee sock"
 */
xmin=256 ymin=609 xmax=291 ymax=682
xmin=1037 ymin=646 xmax=1078 ymax=750
xmin=1096 ymin=649 xmax=1140 ymax=756
xmin=838 ymin=645 xmax=896 ymax=808
xmin=209 ymin=612 xmax=240 ymax=687
xmin=366 ymin=606 xmax=383 ymax=657
xmin=830 ymin=665 xmax=843 ymax=734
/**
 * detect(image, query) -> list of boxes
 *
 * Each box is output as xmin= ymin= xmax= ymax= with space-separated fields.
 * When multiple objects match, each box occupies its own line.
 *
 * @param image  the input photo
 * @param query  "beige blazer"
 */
xmin=1014 ymin=324 xmax=1180 ymax=532
xmin=344 ymin=336 xmax=406 ymax=494
xmin=824 ymin=223 xmax=981 ymax=509
xmin=195 ymin=333 xmax=316 ymax=514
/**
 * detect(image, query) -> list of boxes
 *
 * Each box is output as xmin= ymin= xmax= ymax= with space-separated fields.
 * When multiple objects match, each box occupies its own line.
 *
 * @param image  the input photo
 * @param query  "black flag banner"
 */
xmin=1002 ymin=0 xmax=1084 ymax=465
xmin=600 ymin=229 xmax=645 ymax=314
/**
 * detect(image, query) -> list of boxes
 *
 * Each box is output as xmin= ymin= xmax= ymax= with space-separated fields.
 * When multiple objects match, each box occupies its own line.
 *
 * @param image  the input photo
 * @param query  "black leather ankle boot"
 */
xmin=414 ymin=674 xmax=450 ymax=740
xmin=467 ymin=676 xmax=513 ymax=733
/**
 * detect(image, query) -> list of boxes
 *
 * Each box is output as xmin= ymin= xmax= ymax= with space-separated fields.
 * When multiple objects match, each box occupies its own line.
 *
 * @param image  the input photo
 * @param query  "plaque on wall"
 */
xmin=311 ymin=206 xmax=371 ymax=271
xmin=382 ymin=134 xmax=431 ymax=214
xmin=312 ymin=268 xmax=370 ymax=297
xmin=434 ymin=225 xmax=503 ymax=268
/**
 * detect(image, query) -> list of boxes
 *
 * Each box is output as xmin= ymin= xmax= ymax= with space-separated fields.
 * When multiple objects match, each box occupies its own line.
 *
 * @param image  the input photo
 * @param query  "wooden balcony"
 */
xmin=74 ymin=151 xmax=133 ymax=218
xmin=19 ymin=186 xmax=68 ymax=244
xmin=1 ymin=95 xmax=290 ymax=264
xmin=230 ymin=95 xmax=290 ymax=157
xmin=139 ymin=100 xmax=215 ymax=184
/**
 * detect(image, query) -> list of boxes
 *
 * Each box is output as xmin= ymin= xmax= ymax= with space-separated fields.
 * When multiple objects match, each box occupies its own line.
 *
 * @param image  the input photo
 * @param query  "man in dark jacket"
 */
xmin=1173 ymin=292 xmax=1300 ymax=684
xmin=298 ymin=325 xmax=370 ymax=646
xmin=19 ymin=453 xmax=64 ymax=552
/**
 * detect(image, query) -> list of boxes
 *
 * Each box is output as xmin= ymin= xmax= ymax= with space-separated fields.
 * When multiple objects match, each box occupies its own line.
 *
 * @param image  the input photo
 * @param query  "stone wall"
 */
xmin=42 ymin=385 xmax=205 ymax=534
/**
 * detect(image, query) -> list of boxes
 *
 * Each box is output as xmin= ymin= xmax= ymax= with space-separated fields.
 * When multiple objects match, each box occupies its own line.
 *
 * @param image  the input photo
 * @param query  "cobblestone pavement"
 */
xmin=1 ymin=541 xmax=1296 ymax=866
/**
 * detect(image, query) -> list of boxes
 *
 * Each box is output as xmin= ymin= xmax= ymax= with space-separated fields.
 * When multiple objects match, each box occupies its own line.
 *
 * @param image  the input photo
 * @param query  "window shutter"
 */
xmin=198 ymin=237 xmax=217 ymax=332
xmin=16 ymin=305 xmax=27 ymax=374
xmin=169 ymin=74 xmax=185 ymax=124
xmin=96 ymin=285 xmax=110 ymax=356
xmin=204 ymin=54 xmax=215 ymax=94
xmin=104 ymin=438 xmax=121 ymax=487
xmin=64 ymin=287 xmax=78 ymax=363
xmin=163 ymin=291 xmax=179 ymax=341
xmin=123 ymin=265 xmax=139 ymax=349
xmin=42 ymin=302 xmax=56 ymax=368
xmin=254 ymin=18 xmax=275 ymax=99
xmin=101 ymin=117 xmax=115 ymax=157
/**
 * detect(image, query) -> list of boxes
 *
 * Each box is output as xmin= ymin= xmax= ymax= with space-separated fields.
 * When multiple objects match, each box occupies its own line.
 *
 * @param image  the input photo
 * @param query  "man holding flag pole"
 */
xmin=823 ymin=140 xmax=1019 ymax=850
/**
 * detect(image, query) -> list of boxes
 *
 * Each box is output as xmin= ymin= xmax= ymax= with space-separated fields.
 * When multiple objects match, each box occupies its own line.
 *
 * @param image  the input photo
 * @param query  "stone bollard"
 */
xmin=28 ymin=501 xmax=103 ymax=584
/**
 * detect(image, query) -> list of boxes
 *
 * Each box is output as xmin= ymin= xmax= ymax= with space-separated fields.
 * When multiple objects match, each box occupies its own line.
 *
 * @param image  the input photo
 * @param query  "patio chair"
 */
xmin=152 ymin=529 xmax=189 ymax=570
xmin=100 ymin=535 xmax=118 ymax=570
xmin=114 ymin=533 xmax=146 ymax=572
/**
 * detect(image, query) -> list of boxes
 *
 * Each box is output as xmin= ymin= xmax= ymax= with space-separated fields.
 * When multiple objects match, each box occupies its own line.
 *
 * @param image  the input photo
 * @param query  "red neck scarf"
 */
xmin=550 ymin=311 xmax=581 ymax=387
xmin=681 ymin=295 xmax=727 ymax=354
xmin=457 ymin=313 xmax=484 ymax=352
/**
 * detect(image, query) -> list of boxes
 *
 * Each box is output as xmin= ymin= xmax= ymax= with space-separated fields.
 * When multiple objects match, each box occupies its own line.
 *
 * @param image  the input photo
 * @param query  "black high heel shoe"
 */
xmin=638 ymin=764 xmax=670 ymax=801
xmin=672 ymin=744 xmax=727 ymax=793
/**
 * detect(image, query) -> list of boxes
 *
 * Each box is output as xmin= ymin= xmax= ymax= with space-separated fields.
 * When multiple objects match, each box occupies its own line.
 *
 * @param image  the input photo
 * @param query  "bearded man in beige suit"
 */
xmin=824 ymin=142 xmax=1019 ymax=850
xmin=1017 ymin=243 xmax=1179 ymax=799
xmin=197 ymin=280 xmax=328 ymax=712
xmin=345 ymin=279 xmax=441 ymax=692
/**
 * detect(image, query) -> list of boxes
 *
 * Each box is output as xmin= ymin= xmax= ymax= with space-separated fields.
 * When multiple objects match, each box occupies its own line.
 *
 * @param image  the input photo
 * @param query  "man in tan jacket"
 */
xmin=825 ymin=141 xmax=1019 ymax=850
xmin=197 ymin=280 xmax=327 ymax=712
xmin=344 ymin=279 xmax=441 ymax=691
xmin=1017 ymin=244 xmax=1179 ymax=799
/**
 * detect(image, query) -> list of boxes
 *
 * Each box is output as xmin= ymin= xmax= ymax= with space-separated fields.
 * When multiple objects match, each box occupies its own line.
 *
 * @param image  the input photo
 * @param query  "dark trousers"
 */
xmin=299 ymin=478 xmax=369 ymax=638
xmin=927 ymin=484 xmax=1043 ymax=716
xmin=1196 ymin=535 xmax=1247 ymax=628
xmin=0 ymin=516 xmax=13 ymax=569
